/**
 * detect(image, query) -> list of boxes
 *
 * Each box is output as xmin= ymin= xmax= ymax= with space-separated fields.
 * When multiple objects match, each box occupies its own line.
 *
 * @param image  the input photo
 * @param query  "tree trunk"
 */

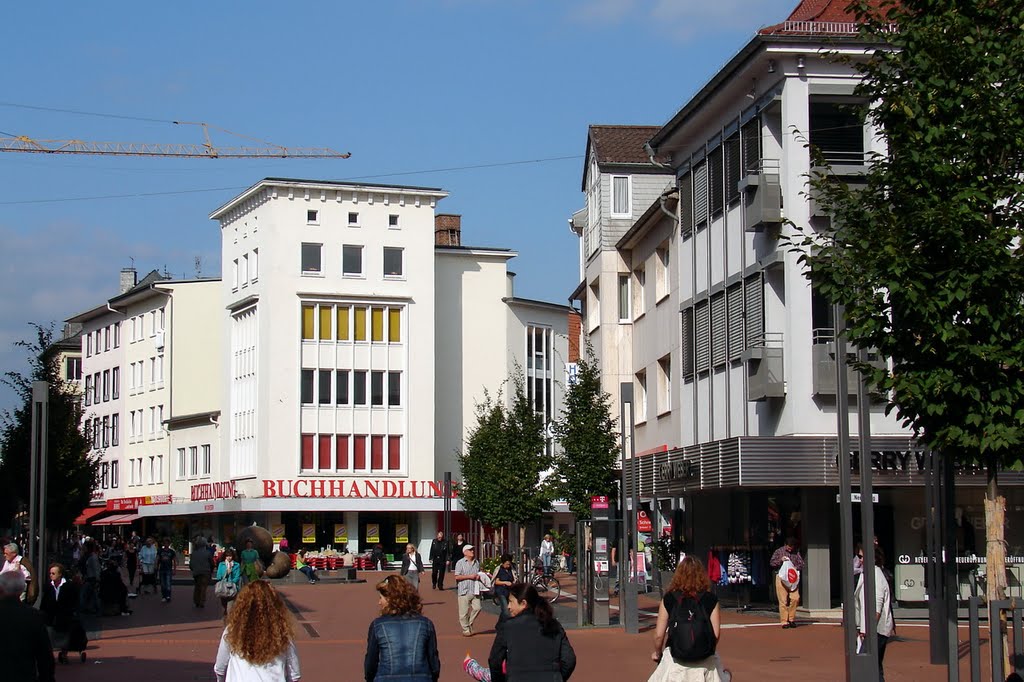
xmin=985 ymin=458 xmax=1009 ymax=677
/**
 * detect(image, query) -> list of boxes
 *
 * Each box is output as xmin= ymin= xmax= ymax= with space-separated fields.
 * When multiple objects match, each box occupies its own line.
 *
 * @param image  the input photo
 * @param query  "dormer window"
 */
xmin=611 ymin=175 xmax=631 ymax=218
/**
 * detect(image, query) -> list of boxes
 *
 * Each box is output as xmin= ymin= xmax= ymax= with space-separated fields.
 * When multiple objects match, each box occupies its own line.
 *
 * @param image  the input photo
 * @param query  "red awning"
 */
xmin=92 ymin=513 xmax=136 ymax=526
xmin=73 ymin=506 xmax=108 ymax=526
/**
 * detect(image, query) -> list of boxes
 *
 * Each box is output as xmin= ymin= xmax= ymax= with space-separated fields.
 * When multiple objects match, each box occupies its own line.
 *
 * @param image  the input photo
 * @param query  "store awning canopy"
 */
xmin=72 ymin=506 xmax=108 ymax=526
xmin=92 ymin=513 xmax=137 ymax=526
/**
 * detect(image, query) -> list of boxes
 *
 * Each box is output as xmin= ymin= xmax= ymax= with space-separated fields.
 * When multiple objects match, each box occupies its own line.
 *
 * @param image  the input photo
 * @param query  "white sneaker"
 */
xmin=127 ymin=592 xmax=137 ymax=598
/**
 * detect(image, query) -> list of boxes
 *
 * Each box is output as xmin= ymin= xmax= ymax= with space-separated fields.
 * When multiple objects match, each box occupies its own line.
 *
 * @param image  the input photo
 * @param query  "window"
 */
xmin=388 ymin=308 xmax=401 ymax=343
xmin=711 ymin=292 xmax=727 ymax=367
xmin=383 ymin=247 xmax=403 ymax=278
xmin=342 ymin=245 xmax=363 ymax=276
xmin=66 ymin=356 xmax=81 ymax=381
xmin=157 ymin=404 xmax=164 ymax=435
xmin=113 ymin=322 xmax=120 ymax=348
xmin=111 ymin=367 xmax=120 ymax=399
xmin=635 ymin=369 xmax=648 ymax=423
xmin=177 ymin=448 xmax=186 ymax=480
xmin=371 ymin=371 xmax=384 ymax=406
xmin=810 ymin=100 xmax=865 ymax=165
xmin=388 ymin=436 xmax=401 ymax=470
xmin=371 ymin=308 xmax=384 ymax=342
xmin=337 ymin=306 xmax=350 ymax=340
xmin=658 ymin=355 xmax=672 ymax=415
xmin=151 ymin=455 xmax=163 ymax=484
xmin=353 ymin=435 xmax=367 ymax=470
xmin=679 ymin=170 xmax=693 ymax=239
xmin=241 ymin=253 xmax=249 ymax=286
xmin=694 ymin=159 xmax=709 ymax=227
xmin=336 ymin=370 xmax=350 ymax=405
xmin=709 ymin=145 xmax=724 ymax=216
xmin=111 ymin=460 xmax=119 ymax=489
xmin=101 ymin=462 xmax=109 ymax=489
xmin=318 ymin=435 xmax=332 ymax=470
xmin=319 ymin=306 xmax=333 ymax=340
xmin=85 ymin=334 xmax=92 ymax=357
xmin=251 ymin=249 xmax=259 ymax=282
xmin=388 ymin=214 xmax=399 ymax=228
xmin=611 ymin=175 xmax=631 ymax=217
xmin=725 ymin=131 xmax=741 ymax=205
xmin=189 ymin=446 xmax=198 ymax=478
xmin=388 ymin=372 xmax=401 ymax=407
xmin=656 ymin=242 xmax=670 ymax=301
xmin=587 ymin=281 xmax=600 ymax=331
xmin=307 ymin=209 xmax=319 ymax=224
xmin=354 ymin=307 xmax=367 ymax=342
xmin=348 ymin=212 xmax=359 ymax=226
xmin=93 ymin=373 xmax=100 ymax=404
xmin=353 ymin=371 xmax=367 ymax=405
xmin=302 ymin=305 xmax=315 ymax=340
xmin=301 ymin=369 xmax=314 ymax=404
xmin=149 ymin=406 xmax=156 ymax=435
xmin=301 ymin=243 xmax=322 ymax=274
xmin=371 ymin=435 xmax=385 ymax=470
xmin=681 ymin=308 xmax=695 ymax=381
xmin=336 ymin=435 xmax=350 ymax=469
xmin=633 ymin=264 xmax=646 ymax=318
xmin=92 ymin=418 xmax=100 ymax=449
xmin=232 ymin=259 xmax=239 ymax=289
xmin=201 ymin=445 xmax=211 ymax=476
xmin=695 ymin=300 xmax=711 ymax=373
xmin=102 ymin=416 xmax=110 ymax=447
xmin=84 ymin=376 xmax=93 ymax=405
xmin=318 ymin=369 xmax=332 ymax=404
xmin=111 ymin=413 xmax=119 ymax=446
xmin=617 ymin=274 xmax=631 ymax=322
xmin=103 ymin=327 xmax=110 ymax=352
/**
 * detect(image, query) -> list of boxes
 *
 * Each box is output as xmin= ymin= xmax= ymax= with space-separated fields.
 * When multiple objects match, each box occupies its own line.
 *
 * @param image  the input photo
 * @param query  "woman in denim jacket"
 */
xmin=364 ymin=575 xmax=440 ymax=682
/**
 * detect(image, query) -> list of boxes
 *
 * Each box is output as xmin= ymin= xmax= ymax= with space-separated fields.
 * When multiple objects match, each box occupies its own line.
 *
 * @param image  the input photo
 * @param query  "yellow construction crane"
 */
xmin=0 ymin=121 xmax=350 ymax=159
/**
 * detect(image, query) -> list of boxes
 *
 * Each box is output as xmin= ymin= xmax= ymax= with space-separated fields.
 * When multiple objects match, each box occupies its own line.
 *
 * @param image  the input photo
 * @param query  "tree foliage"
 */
xmin=552 ymin=343 xmax=619 ymax=519
xmin=0 ymin=324 xmax=99 ymax=531
xmin=796 ymin=0 xmax=1024 ymax=466
xmin=457 ymin=374 xmax=551 ymax=527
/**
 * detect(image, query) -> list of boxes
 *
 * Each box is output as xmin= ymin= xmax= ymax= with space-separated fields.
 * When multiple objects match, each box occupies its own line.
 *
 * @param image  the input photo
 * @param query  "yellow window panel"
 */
xmin=337 ymin=306 xmax=350 ymax=341
xmin=354 ymin=307 xmax=367 ymax=341
xmin=319 ymin=306 xmax=333 ymax=340
xmin=371 ymin=307 xmax=384 ymax=342
xmin=301 ymin=305 xmax=315 ymax=340
xmin=388 ymin=308 xmax=401 ymax=343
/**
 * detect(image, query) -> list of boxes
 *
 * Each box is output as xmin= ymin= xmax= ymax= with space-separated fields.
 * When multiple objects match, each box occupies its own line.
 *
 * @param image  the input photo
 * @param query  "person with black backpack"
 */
xmin=648 ymin=556 xmax=731 ymax=682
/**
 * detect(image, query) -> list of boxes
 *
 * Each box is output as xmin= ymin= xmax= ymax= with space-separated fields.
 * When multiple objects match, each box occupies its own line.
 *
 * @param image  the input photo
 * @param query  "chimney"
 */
xmin=434 ymin=214 xmax=462 ymax=246
xmin=120 ymin=267 xmax=137 ymax=294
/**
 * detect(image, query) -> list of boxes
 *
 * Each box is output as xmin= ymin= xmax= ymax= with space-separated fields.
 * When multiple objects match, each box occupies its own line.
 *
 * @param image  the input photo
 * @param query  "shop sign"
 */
xmin=835 ymin=493 xmax=879 ymax=503
xmin=190 ymin=480 xmax=236 ymax=502
xmin=367 ymin=524 xmax=380 ymax=544
xmin=271 ymin=524 xmax=285 ymax=542
xmin=838 ymin=449 xmax=987 ymax=474
xmin=590 ymin=495 xmax=609 ymax=510
xmin=657 ymin=460 xmax=697 ymax=483
xmin=637 ymin=510 xmax=652 ymax=533
xmin=106 ymin=495 xmax=171 ymax=511
xmin=396 ymin=524 xmax=409 ymax=544
xmin=261 ymin=479 xmax=459 ymax=499
xmin=302 ymin=523 xmax=316 ymax=543
xmin=334 ymin=524 xmax=348 ymax=544
xmin=897 ymin=553 xmax=1024 ymax=565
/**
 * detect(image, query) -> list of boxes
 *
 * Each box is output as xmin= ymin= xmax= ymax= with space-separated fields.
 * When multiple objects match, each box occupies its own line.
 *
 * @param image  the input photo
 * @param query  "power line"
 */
xmin=0 ymin=186 xmax=245 ymax=206
xmin=341 ymin=155 xmax=582 ymax=181
xmin=0 ymin=101 xmax=174 ymax=124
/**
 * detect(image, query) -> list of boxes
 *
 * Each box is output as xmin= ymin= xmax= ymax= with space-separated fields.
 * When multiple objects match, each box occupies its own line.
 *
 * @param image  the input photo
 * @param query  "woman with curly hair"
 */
xmin=364 ymin=574 xmax=440 ymax=681
xmin=648 ymin=556 xmax=730 ymax=682
xmin=214 ymin=580 xmax=301 ymax=681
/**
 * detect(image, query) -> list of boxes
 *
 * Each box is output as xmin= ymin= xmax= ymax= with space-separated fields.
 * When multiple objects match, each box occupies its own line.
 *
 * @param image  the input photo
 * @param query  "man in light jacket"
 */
xmin=855 ymin=546 xmax=895 ymax=681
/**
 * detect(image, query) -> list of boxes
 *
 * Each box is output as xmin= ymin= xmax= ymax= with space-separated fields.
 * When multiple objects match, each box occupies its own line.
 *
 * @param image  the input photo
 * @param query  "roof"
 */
xmin=582 ymin=125 xmax=670 ymax=191
xmin=617 ymin=188 xmax=679 ymax=251
xmin=503 ymin=296 xmax=575 ymax=314
xmin=759 ymin=0 xmax=885 ymax=35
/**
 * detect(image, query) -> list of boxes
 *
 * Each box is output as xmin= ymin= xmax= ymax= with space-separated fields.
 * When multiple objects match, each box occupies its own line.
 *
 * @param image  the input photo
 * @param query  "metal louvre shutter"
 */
xmin=694 ymin=300 xmax=710 ymax=373
xmin=693 ymin=160 xmax=708 ymax=227
xmin=741 ymin=118 xmax=761 ymax=174
xmin=711 ymin=292 xmax=727 ymax=367
xmin=726 ymin=283 xmax=744 ymax=361
xmin=709 ymin=146 xmax=724 ymax=216
xmin=679 ymin=171 xmax=693 ymax=239
xmin=725 ymin=133 xmax=741 ymax=205
xmin=744 ymin=273 xmax=764 ymax=347
xmin=681 ymin=307 xmax=695 ymax=380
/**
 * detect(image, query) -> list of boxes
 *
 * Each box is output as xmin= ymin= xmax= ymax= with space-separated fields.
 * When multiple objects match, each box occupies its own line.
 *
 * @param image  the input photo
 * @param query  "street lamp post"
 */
xmin=29 ymin=381 xmax=49 ymax=596
xmin=619 ymin=382 xmax=639 ymax=633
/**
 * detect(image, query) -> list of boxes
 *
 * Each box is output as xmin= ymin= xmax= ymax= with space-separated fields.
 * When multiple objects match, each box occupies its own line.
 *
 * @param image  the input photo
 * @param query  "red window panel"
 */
xmin=388 ymin=436 xmax=401 ymax=471
xmin=318 ymin=435 xmax=332 ymax=470
xmin=371 ymin=435 xmax=384 ymax=471
xmin=336 ymin=435 xmax=349 ymax=469
xmin=300 ymin=434 xmax=314 ymax=470
xmin=353 ymin=435 xmax=367 ymax=470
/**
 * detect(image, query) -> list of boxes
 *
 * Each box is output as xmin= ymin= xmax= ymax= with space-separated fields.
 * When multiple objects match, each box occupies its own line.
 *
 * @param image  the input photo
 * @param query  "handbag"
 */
xmin=215 ymin=577 xmax=238 ymax=599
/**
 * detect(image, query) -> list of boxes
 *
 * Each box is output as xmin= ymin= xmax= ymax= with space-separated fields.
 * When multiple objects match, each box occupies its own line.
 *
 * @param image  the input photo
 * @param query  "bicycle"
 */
xmin=530 ymin=560 xmax=561 ymax=604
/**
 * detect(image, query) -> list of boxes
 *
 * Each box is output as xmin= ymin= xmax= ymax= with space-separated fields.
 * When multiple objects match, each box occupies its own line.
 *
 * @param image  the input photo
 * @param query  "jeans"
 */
xmin=542 ymin=553 xmax=552 ymax=572
xmin=160 ymin=570 xmax=173 ymax=600
xmin=192 ymin=573 xmax=210 ymax=606
xmin=299 ymin=566 xmax=318 ymax=582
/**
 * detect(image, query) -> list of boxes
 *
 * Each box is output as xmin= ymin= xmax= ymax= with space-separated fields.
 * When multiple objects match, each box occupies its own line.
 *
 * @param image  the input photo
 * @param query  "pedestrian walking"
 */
xmin=487 ymin=581 xmax=576 ymax=682
xmin=401 ymin=543 xmax=425 ymax=591
xmin=539 ymin=534 xmax=555 ymax=575
xmin=124 ymin=539 xmax=138 ymax=595
xmin=215 ymin=548 xmax=243 ymax=617
xmin=371 ymin=543 xmax=387 ymax=571
xmin=454 ymin=545 xmax=483 ymax=637
xmin=649 ymin=556 xmax=730 ymax=682
xmin=450 ymin=534 xmax=467 ymax=571
xmin=296 ymin=550 xmax=320 ymax=584
xmin=190 ymin=537 xmax=215 ymax=608
xmin=429 ymin=531 xmax=449 ymax=590
xmin=492 ymin=554 xmax=516 ymax=621
xmin=157 ymin=537 xmax=177 ymax=603
xmin=40 ymin=563 xmax=78 ymax=664
xmin=855 ymin=547 xmax=895 ymax=682
xmin=240 ymin=539 xmax=262 ymax=585
xmin=99 ymin=559 xmax=132 ymax=615
xmin=364 ymin=574 xmax=441 ymax=681
xmin=139 ymin=537 xmax=158 ymax=595
xmin=81 ymin=541 xmax=102 ymax=614
xmin=214 ymin=580 xmax=301 ymax=682
xmin=769 ymin=537 xmax=804 ymax=629
xmin=0 ymin=571 xmax=55 ymax=682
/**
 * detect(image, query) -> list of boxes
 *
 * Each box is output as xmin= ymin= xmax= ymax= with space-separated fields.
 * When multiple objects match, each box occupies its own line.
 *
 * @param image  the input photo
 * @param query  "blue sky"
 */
xmin=0 ymin=0 xmax=797 ymax=414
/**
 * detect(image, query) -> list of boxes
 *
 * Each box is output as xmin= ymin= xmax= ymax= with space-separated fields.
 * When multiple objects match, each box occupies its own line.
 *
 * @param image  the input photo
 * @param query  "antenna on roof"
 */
xmin=194 ymin=256 xmax=203 ymax=278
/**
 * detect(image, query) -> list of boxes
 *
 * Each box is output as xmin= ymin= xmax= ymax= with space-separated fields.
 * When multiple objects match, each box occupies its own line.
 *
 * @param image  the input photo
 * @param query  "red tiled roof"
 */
xmin=588 ymin=125 xmax=666 ymax=165
xmin=758 ymin=0 xmax=886 ymax=35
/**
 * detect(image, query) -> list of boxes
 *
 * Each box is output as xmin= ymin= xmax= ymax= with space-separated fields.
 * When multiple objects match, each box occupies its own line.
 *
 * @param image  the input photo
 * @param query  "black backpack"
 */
xmin=668 ymin=593 xmax=717 ymax=662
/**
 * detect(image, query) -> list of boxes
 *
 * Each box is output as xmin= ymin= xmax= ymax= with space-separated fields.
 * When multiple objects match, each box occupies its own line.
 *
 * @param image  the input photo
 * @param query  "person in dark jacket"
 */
xmin=99 ymin=559 xmax=132 ymax=616
xmin=450 ymin=534 xmax=467 ymax=571
xmin=488 ymin=582 xmax=575 ymax=682
xmin=428 ymin=531 xmax=449 ymax=590
xmin=40 ymin=564 xmax=79 ymax=663
xmin=0 ymin=571 xmax=55 ymax=681
xmin=364 ymin=575 xmax=440 ymax=682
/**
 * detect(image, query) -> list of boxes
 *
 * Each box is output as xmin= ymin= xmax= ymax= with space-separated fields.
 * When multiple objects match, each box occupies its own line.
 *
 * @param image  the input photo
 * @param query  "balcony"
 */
xmin=741 ymin=332 xmax=785 ymax=400
xmin=738 ymin=159 xmax=782 ymax=232
xmin=808 ymin=161 xmax=868 ymax=218
xmin=811 ymin=327 xmax=888 ymax=395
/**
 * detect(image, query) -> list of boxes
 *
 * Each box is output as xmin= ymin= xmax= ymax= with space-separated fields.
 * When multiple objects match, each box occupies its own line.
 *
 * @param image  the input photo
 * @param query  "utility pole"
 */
xmin=29 ymin=381 xmax=49 ymax=601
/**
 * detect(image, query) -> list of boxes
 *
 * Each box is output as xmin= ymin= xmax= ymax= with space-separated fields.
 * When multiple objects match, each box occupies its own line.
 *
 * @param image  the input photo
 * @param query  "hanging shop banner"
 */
xmin=334 ymin=524 xmax=348 ymax=544
xmin=106 ymin=495 xmax=171 ymax=512
xmin=637 ymin=510 xmax=652 ymax=533
xmin=396 ymin=524 xmax=409 ymax=544
xmin=302 ymin=523 xmax=316 ymax=544
xmin=271 ymin=524 xmax=285 ymax=542
xmin=367 ymin=524 xmax=380 ymax=544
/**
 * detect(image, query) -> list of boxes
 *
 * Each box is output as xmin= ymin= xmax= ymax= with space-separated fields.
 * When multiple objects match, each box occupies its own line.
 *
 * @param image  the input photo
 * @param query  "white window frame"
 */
xmin=342 ymin=244 xmax=364 ymax=278
xmin=383 ymin=247 xmax=404 ymax=279
xmin=656 ymin=241 xmax=671 ymax=302
xmin=306 ymin=208 xmax=319 ymax=225
xmin=617 ymin=273 xmax=631 ymax=323
xmin=177 ymin=448 xmax=186 ymax=480
xmin=251 ymin=248 xmax=259 ymax=283
xmin=348 ymin=211 xmax=360 ymax=227
xmin=657 ymin=354 xmax=672 ymax=416
xmin=301 ymin=242 xmax=323 ymax=276
xmin=201 ymin=444 xmax=211 ymax=477
xmin=610 ymin=175 xmax=632 ymax=218
xmin=635 ymin=369 xmax=648 ymax=424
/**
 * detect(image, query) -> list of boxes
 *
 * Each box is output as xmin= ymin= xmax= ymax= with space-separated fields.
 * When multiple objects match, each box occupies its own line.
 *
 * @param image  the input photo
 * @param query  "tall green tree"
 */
xmin=0 ymin=324 xmax=99 ymax=532
xmin=795 ymin=0 xmax=1024 ymax=635
xmin=457 ymin=374 xmax=551 ymax=528
xmin=552 ymin=344 xmax=619 ymax=519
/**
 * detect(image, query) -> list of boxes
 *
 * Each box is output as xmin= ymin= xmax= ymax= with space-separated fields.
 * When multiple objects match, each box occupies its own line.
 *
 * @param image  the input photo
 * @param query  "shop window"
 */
xmin=388 ymin=308 xmax=401 ymax=343
xmin=371 ymin=435 xmax=384 ymax=470
xmin=353 ymin=435 xmax=367 ymax=470
xmin=301 ymin=434 xmax=314 ymax=469
xmin=371 ymin=307 xmax=385 ymax=342
xmin=388 ymin=436 xmax=401 ymax=470
xmin=318 ymin=435 xmax=332 ymax=470
xmin=319 ymin=306 xmax=333 ymax=340
xmin=336 ymin=435 xmax=349 ymax=469
xmin=302 ymin=306 xmax=315 ymax=340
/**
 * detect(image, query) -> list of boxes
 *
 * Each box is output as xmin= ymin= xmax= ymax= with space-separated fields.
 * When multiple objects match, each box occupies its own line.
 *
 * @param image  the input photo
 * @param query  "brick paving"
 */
xmin=45 ymin=569 xmax=988 ymax=681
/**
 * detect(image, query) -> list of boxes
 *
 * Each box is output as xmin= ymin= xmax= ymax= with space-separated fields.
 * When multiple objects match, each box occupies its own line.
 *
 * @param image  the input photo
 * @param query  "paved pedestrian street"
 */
xmin=43 ymin=570 xmax=993 ymax=681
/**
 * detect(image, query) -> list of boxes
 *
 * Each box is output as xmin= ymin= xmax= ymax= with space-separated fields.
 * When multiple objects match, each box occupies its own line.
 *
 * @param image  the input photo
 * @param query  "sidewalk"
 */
xmin=50 ymin=570 xmax=978 ymax=681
